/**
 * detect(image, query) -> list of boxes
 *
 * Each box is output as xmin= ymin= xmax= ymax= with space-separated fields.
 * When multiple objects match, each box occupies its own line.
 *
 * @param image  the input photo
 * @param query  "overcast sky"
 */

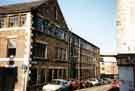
xmin=0 ymin=0 xmax=116 ymax=54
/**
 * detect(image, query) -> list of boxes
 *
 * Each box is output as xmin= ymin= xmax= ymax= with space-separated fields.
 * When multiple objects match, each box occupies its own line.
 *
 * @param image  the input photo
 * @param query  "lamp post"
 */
xmin=68 ymin=31 xmax=72 ymax=80
xmin=78 ymin=39 xmax=81 ymax=81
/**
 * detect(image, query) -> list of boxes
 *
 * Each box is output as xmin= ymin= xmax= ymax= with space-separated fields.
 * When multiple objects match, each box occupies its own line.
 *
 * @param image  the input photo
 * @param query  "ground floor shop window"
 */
xmin=40 ymin=69 xmax=45 ymax=83
xmin=29 ymin=68 xmax=37 ymax=85
xmin=0 ymin=67 xmax=18 ymax=91
xmin=48 ymin=69 xmax=52 ymax=82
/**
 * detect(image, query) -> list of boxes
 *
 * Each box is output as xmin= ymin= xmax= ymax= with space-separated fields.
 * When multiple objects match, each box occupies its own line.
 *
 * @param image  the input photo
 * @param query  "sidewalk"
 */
xmin=79 ymin=84 xmax=111 ymax=91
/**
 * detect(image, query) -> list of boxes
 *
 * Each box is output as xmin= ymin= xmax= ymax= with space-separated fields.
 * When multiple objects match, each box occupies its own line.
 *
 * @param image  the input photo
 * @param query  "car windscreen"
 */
xmin=49 ymin=80 xmax=64 ymax=85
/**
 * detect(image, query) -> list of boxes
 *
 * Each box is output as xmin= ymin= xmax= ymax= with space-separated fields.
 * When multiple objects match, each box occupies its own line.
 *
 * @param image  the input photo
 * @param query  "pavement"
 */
xmin=79 ymin=84 xmax=111 ymax=91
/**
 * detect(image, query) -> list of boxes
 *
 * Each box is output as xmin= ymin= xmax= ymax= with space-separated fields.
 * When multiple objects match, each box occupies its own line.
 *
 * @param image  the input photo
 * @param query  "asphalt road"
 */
xmin=80 ymin=84 xmax=111 ymax=91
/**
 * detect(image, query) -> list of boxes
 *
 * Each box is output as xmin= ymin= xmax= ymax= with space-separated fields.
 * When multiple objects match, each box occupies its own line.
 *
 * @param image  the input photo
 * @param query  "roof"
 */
xmin=69 ymin=31 xmax=100 ymax=49
xmin=101 ymin=55 xmax=116 ymax=57
xmin=0 ymin=0 xmax=47 ymax=14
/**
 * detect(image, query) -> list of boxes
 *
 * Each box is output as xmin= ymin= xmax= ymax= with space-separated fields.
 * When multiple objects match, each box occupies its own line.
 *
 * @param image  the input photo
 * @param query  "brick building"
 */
xmin=68 ymin=32 xmax=100 ymax=80
xmin=0 ymin=0 xmax=100 ymax=91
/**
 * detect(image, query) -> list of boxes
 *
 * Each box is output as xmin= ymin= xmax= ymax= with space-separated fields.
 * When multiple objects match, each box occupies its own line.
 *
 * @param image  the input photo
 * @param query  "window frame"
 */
xmin=8 ymin=15 xmax=18 ymax=27
xmin=33 ymin=42 xmax=48 ymax=59
xmin=55 ymin=47 xmax=65 ymax=61
xmin=0 ymin=16 xmax=6 ymax=28
xmin=20 ymin=14 xmax=26 ymax=26
xmin=7 ymin=38 xmax=16 ymax=57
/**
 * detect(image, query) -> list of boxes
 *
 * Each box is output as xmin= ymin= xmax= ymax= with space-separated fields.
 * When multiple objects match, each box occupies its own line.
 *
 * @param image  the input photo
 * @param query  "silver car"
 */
xmin=42 ymin=79 xmax=69 ymax=91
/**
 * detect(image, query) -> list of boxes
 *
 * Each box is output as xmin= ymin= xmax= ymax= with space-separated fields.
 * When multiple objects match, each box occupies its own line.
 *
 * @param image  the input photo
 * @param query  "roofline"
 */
xmin=0 ymin=10 xmax=30 ymax=15
xmin=69 ymin=31 xmax=100 ymax=49
xmin=0 ymin=0 xmax=46 ymax=14
xmin=100 ymin=55 xmax=116 ymax=57
xmin=117 ymin=53 xmax=135 ymax=55
xmin=116 ymin=53 xmax=135 ymax=57
xmin=0 ymin=0 xmax=43 ymax=7
xmin=56 ymin=0 xmax=69 ymax=30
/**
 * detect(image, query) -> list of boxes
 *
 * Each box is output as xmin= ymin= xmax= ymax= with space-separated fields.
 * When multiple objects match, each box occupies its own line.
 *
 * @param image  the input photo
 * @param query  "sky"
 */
xmin=0 ymin=0 xmax=116 ymax=54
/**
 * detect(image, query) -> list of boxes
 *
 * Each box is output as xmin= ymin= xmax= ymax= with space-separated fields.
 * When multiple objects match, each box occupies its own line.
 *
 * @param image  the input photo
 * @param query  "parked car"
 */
xmin=42 ymin=79 xmax=69 ymax=91
xmin=87 ymin=79 xmax=99 ymax=86
xmin=98 ymin=79 xmax=104 ymax=85
xmin=103 ymin=78 xmax=113 ymax=84
xmin=68 ymin=80 xmax=80 ymax=90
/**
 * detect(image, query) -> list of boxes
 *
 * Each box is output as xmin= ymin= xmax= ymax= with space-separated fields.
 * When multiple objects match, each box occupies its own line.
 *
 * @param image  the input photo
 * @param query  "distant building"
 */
xmin=100 ymin=55 xmax=118 ymax=79
xmin=0 ymin=0 xmax=100 ymax=91
xmin=116 ymin=0 xmax=135 ymax=91
xmin=69 ymin=32 xmax=100 ymax=80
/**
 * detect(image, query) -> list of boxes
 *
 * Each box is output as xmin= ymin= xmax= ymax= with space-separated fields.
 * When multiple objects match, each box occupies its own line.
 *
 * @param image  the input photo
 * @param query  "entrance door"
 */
xmin=48 ymin=69 xmax=52 ymax=82
xmin=0 ymin=67 xmax=17 ymax=91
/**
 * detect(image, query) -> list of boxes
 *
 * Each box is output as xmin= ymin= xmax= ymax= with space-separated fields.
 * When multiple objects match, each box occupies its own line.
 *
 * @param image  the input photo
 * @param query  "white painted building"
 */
xmin=117 ymin=0 xmax=135 ymax=53
xmin=100 ymin=55 xmax=118 ymax=78
xmin=117 ymin=0 xmax=135 ymax=91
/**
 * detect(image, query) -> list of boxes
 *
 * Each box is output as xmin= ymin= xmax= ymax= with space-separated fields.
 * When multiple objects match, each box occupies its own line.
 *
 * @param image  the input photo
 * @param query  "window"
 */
xmin=7 ymin=38 xmax=16 ymax=57
xmin=32 ymin=16 xmax=44 ymax=32
xmin=48 ymin=24 xmax=56 ymax=36
xmin=46 ymin=8 xmax=52 ymax=17
xmin=74 ymin=37 xmax=79 ymax=46
xmin=102 ymin=67 xmax=104 ymax=71
xmin=43 ymin=20 xmax=49 ymax=33
xmin=32 ymin=16 xmax=66 ymax=40
xmin=9 ymin=16 xmax=18 ymax=27
xmin=0 ymin=17 xmax=5 ymax=28
xmin=55 ymin=47 xmax=65 ymax=61
xmin=64 ymin=33 xmax=68 ymax=41
xmin=102 ymin=62 xmax=104 ymax=65
xmin=20 ymin=15 xmax=26 ymax=26
xmin=32 ymin=16 xmax=38 ymax=28
xmin=33 ymin=43 xmax=47 ymax=59
xmin=71 ymin=35 xmax=79 ymax=46
xmin=55 ymin=28 xmax=65 ymax=39
xmin=0 ymin=14 xmax=27 ymax=28
xmin=38 ymin=18 xmax=44 ymax=32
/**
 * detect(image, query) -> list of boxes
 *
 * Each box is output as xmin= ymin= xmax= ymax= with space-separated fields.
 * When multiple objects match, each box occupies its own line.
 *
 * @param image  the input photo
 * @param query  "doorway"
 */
xmin=0 ymin=67 xmax=18 ymax=91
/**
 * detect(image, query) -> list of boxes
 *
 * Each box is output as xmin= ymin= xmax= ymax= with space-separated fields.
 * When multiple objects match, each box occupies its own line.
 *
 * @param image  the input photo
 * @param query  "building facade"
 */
xmin=69 ymin=32 xmax=100 ymax=80
xmin=116 ymin=0 xmax=135 ymax=91
xmin=0 ymin=0 xmax=100 ymax=91
xmin=100 ymin=55 xmax=118 ymax=79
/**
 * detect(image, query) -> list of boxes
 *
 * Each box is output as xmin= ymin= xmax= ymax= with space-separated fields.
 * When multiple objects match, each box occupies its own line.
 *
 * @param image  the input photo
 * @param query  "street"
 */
xmin=80 ymin=84 xmax=111 ymax=91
